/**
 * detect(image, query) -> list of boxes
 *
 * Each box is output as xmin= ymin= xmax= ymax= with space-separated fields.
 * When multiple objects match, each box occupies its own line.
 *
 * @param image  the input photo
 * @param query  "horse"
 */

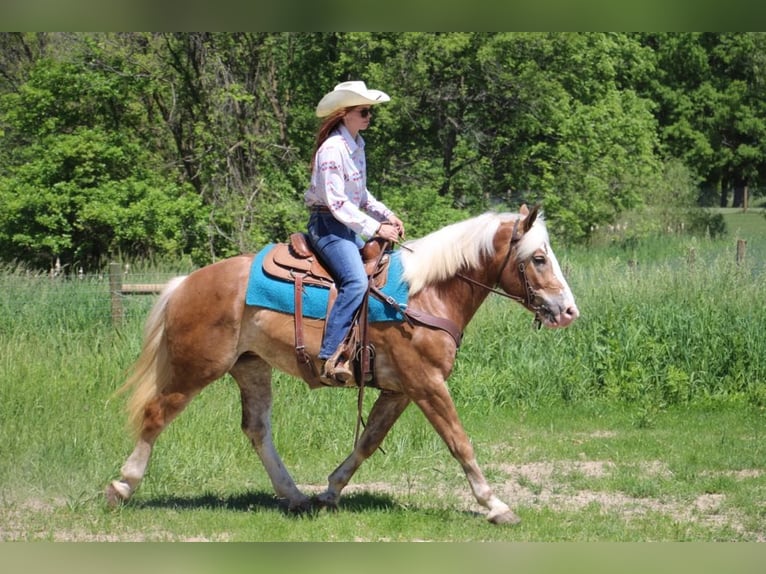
xmin=105 ymin=204 xmax=579 ymax=525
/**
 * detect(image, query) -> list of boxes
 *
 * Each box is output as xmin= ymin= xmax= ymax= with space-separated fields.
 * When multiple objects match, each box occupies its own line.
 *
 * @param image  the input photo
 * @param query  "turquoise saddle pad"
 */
xmin=245 ymin=244 xmax=409 ymax=322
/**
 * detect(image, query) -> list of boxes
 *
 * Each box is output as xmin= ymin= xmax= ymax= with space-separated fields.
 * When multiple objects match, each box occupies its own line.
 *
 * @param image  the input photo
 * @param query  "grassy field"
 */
xmin=1 ymin=209 xmax=765 ymax=542
xmin=717 ymin=206 xmax=766 ymax=241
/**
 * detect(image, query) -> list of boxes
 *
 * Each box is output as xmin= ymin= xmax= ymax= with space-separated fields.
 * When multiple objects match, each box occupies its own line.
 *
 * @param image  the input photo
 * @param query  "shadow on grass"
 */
xmin=135 ymin=489 xmax=399 ymax=517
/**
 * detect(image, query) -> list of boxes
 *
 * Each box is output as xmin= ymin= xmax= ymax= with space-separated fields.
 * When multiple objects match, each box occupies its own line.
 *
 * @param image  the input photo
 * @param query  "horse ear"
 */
xmin=519 ymin=204 xmax=529 ymax=217
xmin=522 ymin=204 xmax=540 ymax=232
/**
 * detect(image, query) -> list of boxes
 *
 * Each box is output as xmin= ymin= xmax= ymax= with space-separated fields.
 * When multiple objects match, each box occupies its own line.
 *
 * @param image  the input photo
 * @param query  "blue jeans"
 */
xmin=307 ymin=212 xmax=368 ymax=360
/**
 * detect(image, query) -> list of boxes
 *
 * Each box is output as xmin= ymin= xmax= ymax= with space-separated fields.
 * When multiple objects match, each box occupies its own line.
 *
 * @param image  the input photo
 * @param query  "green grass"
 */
xmin=1 ymin=229 xmax=765 ymax=541
xmin=453 ymin=244 xmax=766 ymax=410
xmin=2 ymin=389 xmax=764 ymax=541
xmin=716 ymin=206 xmax=766 ymax=239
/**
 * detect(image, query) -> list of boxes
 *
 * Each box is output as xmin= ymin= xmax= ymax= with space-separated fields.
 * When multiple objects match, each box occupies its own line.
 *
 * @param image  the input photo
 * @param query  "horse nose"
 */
xmin=553 ymin=303 xmax=579 ymax=328
xmin=564 ymin=305 xmax=580 ymax=321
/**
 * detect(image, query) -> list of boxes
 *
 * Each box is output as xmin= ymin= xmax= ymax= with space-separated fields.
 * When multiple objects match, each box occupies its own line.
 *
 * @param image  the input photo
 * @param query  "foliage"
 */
xmin=1 ymin=33 xmax=765 ymax=269
xmin=638 ymin=32 xmax=766 ymax=207
xmin=0 ymin=54 xmax=208 ymax=268
xmin=378 ymin=184 xmax=469 ymax=239
xmin=591 ymin=159 xmax=728 ymax=248
xmin=472 ymin=33 xmax=662 ymax=243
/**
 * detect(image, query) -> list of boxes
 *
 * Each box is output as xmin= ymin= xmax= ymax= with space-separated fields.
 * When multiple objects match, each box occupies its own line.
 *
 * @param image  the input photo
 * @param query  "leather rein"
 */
xmin=391 ymin=217 xmax=543 ymax=336
xmin=455 ymin=218 xmax=542 ymax=321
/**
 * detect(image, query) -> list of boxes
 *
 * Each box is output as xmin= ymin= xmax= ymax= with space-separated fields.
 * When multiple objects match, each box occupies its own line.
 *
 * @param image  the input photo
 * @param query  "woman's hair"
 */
xmin=309 ymin=108 xmax=347 ymax=172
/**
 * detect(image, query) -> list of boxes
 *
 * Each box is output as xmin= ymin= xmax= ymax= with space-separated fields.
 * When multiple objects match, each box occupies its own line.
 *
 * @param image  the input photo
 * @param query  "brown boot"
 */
xmin=320 ymin=347 xmax=355 ymax=386
xmin=322 ymin=358 xmax=354 ymax=385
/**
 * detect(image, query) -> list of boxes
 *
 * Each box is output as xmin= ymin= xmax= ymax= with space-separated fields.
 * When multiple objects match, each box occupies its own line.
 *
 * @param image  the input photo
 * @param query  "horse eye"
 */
xmin=533 ymin=255 xmax=546 ymax=265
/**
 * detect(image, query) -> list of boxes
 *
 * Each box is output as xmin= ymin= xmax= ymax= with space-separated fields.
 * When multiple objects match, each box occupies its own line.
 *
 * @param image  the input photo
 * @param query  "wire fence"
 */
xmin=0 ymin=263 xmax=181 ymax=332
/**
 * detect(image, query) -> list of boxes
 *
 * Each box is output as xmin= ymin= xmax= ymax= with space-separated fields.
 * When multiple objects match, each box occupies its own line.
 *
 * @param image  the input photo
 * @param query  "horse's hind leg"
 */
xmin=315 ymin=390 xmax=410 ymax=509
xmin=106 ymin=389 xmax=196 ymax=506
xmin=230 ymin=354 xmax=311 ymax=512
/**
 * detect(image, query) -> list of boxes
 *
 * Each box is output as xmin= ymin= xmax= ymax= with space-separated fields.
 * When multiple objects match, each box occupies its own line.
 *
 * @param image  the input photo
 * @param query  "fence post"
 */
xmin=736 ymin=239 xmax=747 ymax=265
xmin=109 ymin=262 xmax=124 ymax=326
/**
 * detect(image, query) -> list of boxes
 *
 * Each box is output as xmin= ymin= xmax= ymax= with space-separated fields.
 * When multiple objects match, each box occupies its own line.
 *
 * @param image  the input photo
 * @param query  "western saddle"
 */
xmin=261 ymin=233 xmax=392 ymax=388
xmin=261 ymin=232 xmax=463 ymax=390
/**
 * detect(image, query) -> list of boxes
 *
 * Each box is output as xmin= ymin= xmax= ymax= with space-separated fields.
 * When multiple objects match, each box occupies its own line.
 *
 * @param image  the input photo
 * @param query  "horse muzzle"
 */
xmin=534 ymin=297 xmax=579 ymax=329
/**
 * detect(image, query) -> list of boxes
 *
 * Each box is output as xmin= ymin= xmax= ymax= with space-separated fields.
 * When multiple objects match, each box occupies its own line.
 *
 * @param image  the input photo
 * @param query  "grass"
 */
xmin=2 ymin=326 xmax=765 ymax=541
xmin=1 ymin=220 xmax=765 ymax=542
xmin=1 ymin=392 xmax=764 ymax=541
xmin=452 ymin=245 xmax=766 ymax=410
xmin=715 ymin=205 xmax=766 ymax=238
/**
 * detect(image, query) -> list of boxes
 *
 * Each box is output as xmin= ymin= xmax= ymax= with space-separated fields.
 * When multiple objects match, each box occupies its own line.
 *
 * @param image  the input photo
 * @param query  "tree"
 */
xmin=324 ymin=33 xmax=662 ymax=241
xmin=638 ymin=32 xmax=766 ymax=207
xmin=2 ymin=33 xmax=762 ymax=269
xmin=106 ymin=33 xmax=326 ymax=256
xmin=0 ymin=54 xmax=206 ymax=269
xmin=466 ymin=33 xmax=660 ymax=241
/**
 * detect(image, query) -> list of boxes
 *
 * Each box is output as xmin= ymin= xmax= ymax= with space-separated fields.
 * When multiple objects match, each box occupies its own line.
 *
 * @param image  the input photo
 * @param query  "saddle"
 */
xmin=260 ymin=233 xmax=463 ymax=393
xmin=261 ymin=233 xmax=392 ymax=388
xmin=262 ymin=233 xmax=390 ymax=289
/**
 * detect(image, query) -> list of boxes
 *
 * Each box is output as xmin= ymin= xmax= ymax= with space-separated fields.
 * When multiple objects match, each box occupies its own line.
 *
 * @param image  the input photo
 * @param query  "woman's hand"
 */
xmin=376 ymin=221 xmax=401 ymax=242
xmin=386 ymin=215 xmax=405 ymax=239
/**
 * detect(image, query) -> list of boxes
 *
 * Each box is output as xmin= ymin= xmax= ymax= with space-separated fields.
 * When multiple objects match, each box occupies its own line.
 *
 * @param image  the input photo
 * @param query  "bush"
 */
xmin=450 ymin=236 xmax=766 ymax=410
xmin=687 ymin=209 xmax=726 ymax=238
xmin=378 ymin=184 xmax=470 ymax=240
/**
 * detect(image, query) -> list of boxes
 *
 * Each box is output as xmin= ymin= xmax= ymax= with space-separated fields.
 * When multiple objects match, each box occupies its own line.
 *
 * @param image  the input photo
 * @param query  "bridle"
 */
xmin=396 ymin=217 xmax=544 ymax=326
xmin=454 ymin=218 xmax=543 ymax=326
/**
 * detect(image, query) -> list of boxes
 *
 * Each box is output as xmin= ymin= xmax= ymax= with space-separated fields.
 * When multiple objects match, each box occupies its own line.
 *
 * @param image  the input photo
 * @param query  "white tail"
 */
xmin=116 ymin=276 xmax=186 ymax=434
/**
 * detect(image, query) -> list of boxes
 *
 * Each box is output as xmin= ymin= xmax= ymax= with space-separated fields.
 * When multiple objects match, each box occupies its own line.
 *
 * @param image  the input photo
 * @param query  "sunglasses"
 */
xmin=358 ymin=107 xmax=373 ymax=118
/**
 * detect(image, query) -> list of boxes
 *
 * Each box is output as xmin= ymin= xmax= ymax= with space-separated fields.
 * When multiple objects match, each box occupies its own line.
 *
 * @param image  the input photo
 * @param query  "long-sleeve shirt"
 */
xmin=304 ymin=124 xmax=392 ymax=239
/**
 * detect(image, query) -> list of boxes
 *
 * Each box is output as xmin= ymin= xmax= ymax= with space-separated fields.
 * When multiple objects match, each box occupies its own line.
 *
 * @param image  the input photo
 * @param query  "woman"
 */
xmin=305 ymin=80 xmax=405 ymax=384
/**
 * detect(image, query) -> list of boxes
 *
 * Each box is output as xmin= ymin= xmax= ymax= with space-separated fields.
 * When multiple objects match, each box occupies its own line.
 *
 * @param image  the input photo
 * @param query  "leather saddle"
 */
xmin=260 ymin=232 xmax=392 ymax=389
xmin=262 ymin=233 xmax=390 ymax=289
xmin=258 ymin=232 xmax=461 ymax=390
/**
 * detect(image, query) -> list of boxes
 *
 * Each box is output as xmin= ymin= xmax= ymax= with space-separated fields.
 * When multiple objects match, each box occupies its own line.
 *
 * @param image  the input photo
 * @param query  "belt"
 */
xmin=309 ymin=205 xmax=331 ymax=213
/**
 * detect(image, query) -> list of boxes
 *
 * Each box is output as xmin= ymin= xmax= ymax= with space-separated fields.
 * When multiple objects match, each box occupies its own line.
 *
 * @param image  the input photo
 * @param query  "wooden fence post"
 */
xmin=109 ymin=262 xmax=124 ymax=326
xmin=108 ymin=262 xmax=167 ymax=328
xmin=736 ymin=239 xmax=747 ymax=265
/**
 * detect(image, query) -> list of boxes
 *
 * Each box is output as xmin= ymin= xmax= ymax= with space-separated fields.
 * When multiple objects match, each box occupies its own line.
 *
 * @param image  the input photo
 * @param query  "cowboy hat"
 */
xmin=315 ymin=80 xmax=390 ymax=117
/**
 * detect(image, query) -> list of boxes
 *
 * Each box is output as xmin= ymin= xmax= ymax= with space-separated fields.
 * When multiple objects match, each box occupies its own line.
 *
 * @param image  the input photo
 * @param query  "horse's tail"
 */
xmin=116 ymin=275 xmax=187 ymax=436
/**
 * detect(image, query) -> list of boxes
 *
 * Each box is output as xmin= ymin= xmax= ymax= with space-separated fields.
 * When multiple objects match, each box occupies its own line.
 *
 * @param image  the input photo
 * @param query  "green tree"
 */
xmin=3 ymin=32 xmax=764 ymax=269
xmin=0 ymin=55 xmax=206 ymax=269
xmin=111 ymin=32 xmax=324 ymax=256
xmin=312 ymin=32 xmax=662 ymax=241
xmin=473 ymin=33 xmax=659 ymax=240
xmin=638 ymin=32 xmax=766 ymax=207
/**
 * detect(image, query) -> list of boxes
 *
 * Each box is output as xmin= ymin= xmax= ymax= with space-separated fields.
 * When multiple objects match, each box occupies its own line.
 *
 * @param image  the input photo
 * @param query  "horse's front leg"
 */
xmin=314 ymin=390 xmax=410 ymax=509
xmin=408 ymin=373 xmax=521 ymax=525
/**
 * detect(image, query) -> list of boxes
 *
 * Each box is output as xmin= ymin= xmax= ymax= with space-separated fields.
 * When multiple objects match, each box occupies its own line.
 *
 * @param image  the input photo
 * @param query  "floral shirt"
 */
xmin=304 ymin=124 xmax=392 ymax=239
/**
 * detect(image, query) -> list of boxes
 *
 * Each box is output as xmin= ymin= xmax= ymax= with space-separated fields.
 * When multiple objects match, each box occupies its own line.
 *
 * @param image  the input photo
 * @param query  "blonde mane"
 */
xmin=400 ymin=211 xmax=548 ymax=295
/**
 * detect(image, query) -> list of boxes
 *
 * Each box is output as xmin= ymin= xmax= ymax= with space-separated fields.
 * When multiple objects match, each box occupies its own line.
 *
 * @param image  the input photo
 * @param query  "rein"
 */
xmin=395 ymin=217 xmax=542 ymax=326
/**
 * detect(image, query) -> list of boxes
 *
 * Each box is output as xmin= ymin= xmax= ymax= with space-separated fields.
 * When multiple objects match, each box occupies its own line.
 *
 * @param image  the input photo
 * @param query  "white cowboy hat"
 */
xmin=315 ymin=80 xmax=391 ymax=117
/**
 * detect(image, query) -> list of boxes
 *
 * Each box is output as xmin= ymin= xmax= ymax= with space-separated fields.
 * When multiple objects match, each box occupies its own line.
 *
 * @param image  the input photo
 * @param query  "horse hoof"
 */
xmin=287 ymin=498 xmax=314 ymax=514
xmin=105 ymin=481 xmax=128 ymax=509
xmin=311 ymin=493 xmax=339 ymax=512
xmin=488 ymin=509 xmax=521 ymax=525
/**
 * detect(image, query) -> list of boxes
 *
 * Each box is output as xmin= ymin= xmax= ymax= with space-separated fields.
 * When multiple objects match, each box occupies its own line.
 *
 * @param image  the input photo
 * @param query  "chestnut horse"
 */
xmin=105 ymin=205 xmax=578 ymax=524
